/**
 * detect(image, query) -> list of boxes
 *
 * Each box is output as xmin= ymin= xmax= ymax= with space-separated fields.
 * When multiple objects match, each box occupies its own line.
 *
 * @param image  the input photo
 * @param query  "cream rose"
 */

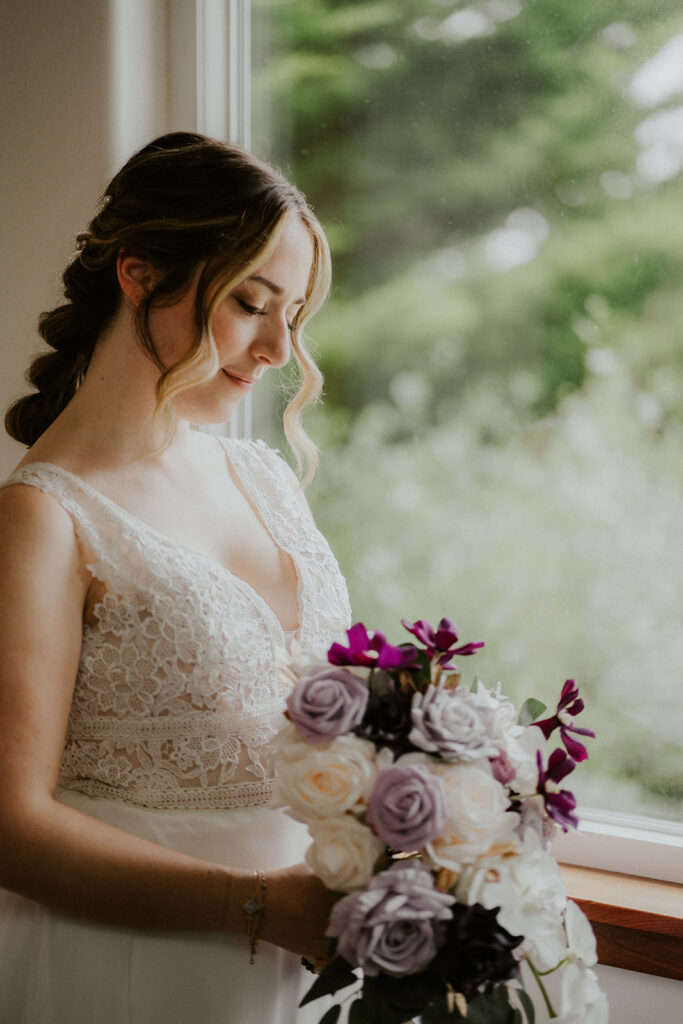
xmin=424 ymin=761 xmax=519 ymax=870
xmin=306 ymin=816 xmax=385 ymax=892
xmin=274 ymin=733 xmax=378 ymax=822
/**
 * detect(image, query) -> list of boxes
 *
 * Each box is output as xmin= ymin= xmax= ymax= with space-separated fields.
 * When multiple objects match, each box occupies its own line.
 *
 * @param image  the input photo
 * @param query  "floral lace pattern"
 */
xmin=3 ymin=439 xmax=351 ymax=810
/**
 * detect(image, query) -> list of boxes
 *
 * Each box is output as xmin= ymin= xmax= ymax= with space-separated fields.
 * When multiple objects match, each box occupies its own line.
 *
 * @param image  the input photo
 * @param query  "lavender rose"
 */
xmin=286 ymin=665 xmax=369 ymax=743
xmin=367 ymin=761 xmax=447 ymax=852
xmin=326 ymin=861 xmax=454 ymax=977
xmin=410 ymin=685 xmax=501 ymax=762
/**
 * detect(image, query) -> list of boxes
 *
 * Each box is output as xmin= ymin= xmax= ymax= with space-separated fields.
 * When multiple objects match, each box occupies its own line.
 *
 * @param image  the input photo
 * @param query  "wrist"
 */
xmin=221 ymin=868 xmax=251 ymax=935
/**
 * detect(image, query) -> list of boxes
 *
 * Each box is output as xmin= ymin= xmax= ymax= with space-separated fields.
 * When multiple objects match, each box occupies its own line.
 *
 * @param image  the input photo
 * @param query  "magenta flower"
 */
xmin=367 ymin=762 xmax=448 ymax=852
xmin=534 ymin=680 xmax=595 ymax=762
xmin=401 ymin=617 xmax=484 ymax=668
xmin=328 ymin=623 xmax=419 ymax=670
xmin=536 ymin=748 xmax=579 ymax=831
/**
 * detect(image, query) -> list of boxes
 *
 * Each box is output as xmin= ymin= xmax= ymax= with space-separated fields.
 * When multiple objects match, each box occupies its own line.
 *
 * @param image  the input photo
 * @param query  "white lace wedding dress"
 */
xmin=0 ymin=437 xmax=351 ymax=1024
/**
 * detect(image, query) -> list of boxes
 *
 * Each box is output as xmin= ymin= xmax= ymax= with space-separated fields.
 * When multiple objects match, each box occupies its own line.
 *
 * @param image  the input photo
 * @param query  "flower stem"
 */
xmin=527 ymin=957 xmax=558 ymax=1018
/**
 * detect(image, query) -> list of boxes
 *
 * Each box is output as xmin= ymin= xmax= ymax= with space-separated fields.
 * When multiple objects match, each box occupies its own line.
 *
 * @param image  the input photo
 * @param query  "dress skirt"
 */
xmin=0 ymin=790 xmax=325 ymax=1024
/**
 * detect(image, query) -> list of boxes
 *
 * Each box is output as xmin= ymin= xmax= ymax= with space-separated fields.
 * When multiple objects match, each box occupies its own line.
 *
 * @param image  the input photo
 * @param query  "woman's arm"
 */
xmin=0 ymin=484 xmax=333 ymax=954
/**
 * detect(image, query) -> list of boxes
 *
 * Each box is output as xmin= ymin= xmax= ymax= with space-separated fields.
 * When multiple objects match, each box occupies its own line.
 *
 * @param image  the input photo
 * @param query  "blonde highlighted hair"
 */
xmin=6 ymin=132 xmax=330 ymax=482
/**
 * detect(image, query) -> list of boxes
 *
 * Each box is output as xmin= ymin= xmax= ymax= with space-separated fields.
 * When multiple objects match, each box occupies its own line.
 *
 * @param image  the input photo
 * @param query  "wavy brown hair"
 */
xmin=5 ymin=132 xmax=330 ymax=481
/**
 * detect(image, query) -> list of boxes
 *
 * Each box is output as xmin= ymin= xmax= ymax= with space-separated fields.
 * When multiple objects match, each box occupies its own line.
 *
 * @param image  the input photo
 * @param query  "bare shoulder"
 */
xmin=0 ymin=480 xmax=85 ymax=585
xmin=0 ymin=477 xmax=77 ymax=537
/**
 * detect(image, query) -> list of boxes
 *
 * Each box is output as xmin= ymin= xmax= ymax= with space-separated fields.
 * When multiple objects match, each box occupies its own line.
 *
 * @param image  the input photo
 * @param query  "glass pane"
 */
xmin=252 ymin=0 xmax=683 ymax=822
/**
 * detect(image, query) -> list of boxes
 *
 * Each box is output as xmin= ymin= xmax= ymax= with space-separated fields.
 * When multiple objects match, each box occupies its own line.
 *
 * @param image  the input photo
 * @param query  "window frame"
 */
xmin=224 ymin=0 xmax=683 ymax=899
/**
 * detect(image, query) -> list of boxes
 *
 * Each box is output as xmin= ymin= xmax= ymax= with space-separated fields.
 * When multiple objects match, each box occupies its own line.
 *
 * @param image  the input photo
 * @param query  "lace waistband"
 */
xmin=66 ymin=702 xmax=285 ymax=743
xmin=59 ymin=777 xmax=276 ymax=811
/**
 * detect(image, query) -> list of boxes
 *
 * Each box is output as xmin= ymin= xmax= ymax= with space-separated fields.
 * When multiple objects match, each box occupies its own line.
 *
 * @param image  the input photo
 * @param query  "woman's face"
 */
xmin=156 ymin=213 xmax=315 ymax=425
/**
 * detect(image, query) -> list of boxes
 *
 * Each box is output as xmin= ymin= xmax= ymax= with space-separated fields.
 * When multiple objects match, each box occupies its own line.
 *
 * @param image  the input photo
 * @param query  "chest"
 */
xmin=88 ymin=461 xmax=301 ymax=631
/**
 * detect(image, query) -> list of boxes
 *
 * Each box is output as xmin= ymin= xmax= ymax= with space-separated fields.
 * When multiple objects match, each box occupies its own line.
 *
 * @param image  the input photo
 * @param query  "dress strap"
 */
xmin=1 ymin=462 xmax=133 ymax=587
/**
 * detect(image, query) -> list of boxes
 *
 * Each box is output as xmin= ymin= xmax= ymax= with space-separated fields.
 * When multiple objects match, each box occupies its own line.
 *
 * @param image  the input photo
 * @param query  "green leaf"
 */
xmin=349 ymin=999 xmax=374 ymax=1024
xmin=299 ymin=957 xmax=358 ymax=1007
xmin=466 ymin=986 xmax=518 ymax=1024
xmin=518 ymin=698 xmax=547 ymax=726
xmin=514 ymin=986 xmax=536 ymax=1024
xmin=318 ymin=1006 xmax=342 ymax=1024
xmin=360 ymin=976 xmax=419 ymax=1024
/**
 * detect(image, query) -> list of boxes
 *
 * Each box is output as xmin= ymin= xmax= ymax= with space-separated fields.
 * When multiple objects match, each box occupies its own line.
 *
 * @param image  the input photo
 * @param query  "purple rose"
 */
xmin=326 ymin=861 xmax=454 ymax=977
xmin=367 ymin=762 xmax=447 ymax=852
xmin=286 ymin=666 xmax=369 ymax=743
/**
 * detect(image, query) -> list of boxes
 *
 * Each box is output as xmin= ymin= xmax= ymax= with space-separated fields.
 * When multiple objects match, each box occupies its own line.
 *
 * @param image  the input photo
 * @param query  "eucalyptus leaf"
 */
xmin=518 ymin=698 xmax=547 ymax=726
xmin=348 ymin=999 xmax=374 ymax=1024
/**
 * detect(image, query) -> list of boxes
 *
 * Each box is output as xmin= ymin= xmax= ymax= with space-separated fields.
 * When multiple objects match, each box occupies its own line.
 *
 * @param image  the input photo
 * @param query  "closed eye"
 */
xmin=236 ymin=296 xmax=298 ymax=333
xmin=235 ymin=297 xmax=266 ymax=316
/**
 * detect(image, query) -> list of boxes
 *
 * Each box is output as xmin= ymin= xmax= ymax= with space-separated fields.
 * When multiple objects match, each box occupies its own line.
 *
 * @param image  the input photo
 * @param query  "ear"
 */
xmin=116 ymin=252 xmax=161 ymax=308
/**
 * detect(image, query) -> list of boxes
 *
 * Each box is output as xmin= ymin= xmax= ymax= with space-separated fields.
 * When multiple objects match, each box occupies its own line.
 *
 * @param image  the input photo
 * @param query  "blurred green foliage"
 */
xmin=252 ymin=0 xmax=683 ymax=819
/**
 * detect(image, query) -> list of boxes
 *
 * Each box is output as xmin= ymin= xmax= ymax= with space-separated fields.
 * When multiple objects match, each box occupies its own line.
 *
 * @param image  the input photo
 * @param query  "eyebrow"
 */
xmin=248 ymin=274 xmax=306 ymax=306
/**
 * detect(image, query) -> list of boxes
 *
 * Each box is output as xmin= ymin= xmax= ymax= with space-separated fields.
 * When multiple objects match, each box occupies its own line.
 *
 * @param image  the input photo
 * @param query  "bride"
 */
xmin=0 ymin=132 xmax=351 ymax=1023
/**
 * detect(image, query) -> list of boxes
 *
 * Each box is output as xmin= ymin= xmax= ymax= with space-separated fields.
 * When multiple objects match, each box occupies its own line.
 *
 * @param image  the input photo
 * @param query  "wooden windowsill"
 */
xmin=560 ymin=863 xmax=683 ymax=981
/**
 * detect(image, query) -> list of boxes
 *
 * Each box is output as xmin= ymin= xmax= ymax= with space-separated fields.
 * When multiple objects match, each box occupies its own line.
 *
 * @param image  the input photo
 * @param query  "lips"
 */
xmin=222 ymin=369 xmax=258 ymax=387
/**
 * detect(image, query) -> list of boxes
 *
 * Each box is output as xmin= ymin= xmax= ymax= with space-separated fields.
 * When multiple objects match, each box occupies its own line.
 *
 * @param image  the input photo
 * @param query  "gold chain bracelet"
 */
xmin=241 ymin=870 xmax=266 ymax=964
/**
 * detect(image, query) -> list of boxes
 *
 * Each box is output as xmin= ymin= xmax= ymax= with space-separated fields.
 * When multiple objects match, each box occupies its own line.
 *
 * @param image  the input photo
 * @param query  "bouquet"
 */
xmin=274 ymin=617 xmax=608 ymax=1023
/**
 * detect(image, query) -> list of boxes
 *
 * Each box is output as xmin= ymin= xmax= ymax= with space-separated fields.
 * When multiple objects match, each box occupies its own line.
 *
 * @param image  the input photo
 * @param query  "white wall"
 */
xmin=0 ymin=0 xmax=172 ymax=476
xmin=0 ymin=3 xmax=681 ymax=1019
xmin=0 ymin=0 xmax=113 ymax=474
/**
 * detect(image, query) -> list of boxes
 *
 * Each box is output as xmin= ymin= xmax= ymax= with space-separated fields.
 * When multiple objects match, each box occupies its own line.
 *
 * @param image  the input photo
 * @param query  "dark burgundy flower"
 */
xmin=401 ymin=617 xmax=484 ymax=668
xmin=534 ymin=679 xmax=595 ymax=762
xmin=431 ymin=903 xmax=522 ymax=999
xmin=536 ymin=748 xmax=579 ymax=831
xmin=356 ymin=687 xmax=416 ymax=756
xmin=329 ymin=623 xmax=419 ymax=670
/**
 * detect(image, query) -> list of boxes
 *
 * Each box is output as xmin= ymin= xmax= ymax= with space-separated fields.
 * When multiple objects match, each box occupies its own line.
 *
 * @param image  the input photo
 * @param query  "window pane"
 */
xmin=252 ymin=0 xmax=683 ymax=822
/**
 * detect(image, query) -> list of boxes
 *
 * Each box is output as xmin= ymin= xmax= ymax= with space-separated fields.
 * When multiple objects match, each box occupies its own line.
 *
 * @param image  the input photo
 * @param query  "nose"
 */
xmin=254 ymin=313 xmax=291 ymax=369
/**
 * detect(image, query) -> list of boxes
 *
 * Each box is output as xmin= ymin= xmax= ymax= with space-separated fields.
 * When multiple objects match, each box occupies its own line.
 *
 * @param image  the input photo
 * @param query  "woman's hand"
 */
xmin=256 ymin=862 xmax=338 ymax=961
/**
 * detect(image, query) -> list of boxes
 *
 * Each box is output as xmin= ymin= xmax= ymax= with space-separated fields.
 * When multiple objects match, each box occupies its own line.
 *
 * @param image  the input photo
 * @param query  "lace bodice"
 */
xmin=2 ymin=439 xmax=351 ymax=810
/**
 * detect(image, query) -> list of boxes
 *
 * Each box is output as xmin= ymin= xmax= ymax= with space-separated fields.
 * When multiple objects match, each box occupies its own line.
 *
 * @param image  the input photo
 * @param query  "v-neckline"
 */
xmin=19 ymin=443 xmax=302 ymax=638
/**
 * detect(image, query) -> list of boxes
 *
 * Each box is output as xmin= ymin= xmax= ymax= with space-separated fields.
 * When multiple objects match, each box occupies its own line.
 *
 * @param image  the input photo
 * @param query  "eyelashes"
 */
xmin=235 ymin=297 xmax=297 ymax=332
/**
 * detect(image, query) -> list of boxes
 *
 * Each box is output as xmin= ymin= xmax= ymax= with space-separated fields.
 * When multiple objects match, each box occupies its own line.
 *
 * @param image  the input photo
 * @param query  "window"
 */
xmin=250 ymin=0 xmax=683 ymax=836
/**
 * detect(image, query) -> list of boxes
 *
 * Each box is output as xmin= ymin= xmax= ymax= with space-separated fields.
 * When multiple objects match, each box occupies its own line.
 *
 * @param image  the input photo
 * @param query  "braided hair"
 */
xmin=6 ymin=132 xmax=329 ymax=479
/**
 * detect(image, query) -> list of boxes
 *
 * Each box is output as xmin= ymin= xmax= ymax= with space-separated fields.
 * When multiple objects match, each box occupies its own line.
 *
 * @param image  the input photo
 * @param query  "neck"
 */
xmin=33 ymin=305 xmax=194 ymax=468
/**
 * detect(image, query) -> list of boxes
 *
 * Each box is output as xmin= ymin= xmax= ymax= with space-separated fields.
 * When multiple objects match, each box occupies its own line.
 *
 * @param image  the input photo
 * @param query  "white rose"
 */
xmin=274 ymin=733 xmax=378 ymax=822
xmin=565 ymin=900 xmax=598 ymax=967
xmin=410 ymin=684 xmax=501 ymax=762
xmin=466 ymin=682 xmax=545 ymax=792
xmin=424 ymin=761 xmax=519 ymax=870
xmin=554 ymin=962 xmax=609 ymax=1024
xmin=306 ymin=816 xmax=385 ymax=892
xmin=465 ymin=827 xmax=568 ymax=970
